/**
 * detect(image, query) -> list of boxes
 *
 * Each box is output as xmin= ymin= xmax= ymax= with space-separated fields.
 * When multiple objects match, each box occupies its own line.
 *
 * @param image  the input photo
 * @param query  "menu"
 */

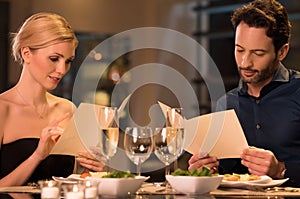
xmin=50 ymin=95 xmax=130 ymax=156
xmin=158 ymin=102 xmax=249 ymax=159
xmin=51 ymin=98 xmax=248 ymax=159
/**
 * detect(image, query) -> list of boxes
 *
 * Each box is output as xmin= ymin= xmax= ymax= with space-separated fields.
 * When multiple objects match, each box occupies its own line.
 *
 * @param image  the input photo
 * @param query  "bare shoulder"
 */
xmin=0 ymin=89 xmax=14 ymax=116
xmin=0 ymin=90 xmax=15 ymax=141
xmin=47 ymin=93 xmax=77 ymax=127
xmin=47 ymin=92 xmax=76 ymax=113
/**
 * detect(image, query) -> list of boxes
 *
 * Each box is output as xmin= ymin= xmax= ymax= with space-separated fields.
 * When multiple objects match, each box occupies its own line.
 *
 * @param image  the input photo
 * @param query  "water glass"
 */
xmin=154 ymin=127 xmax=184 ymax=193
xmin=154 ymin=127 xmax=184 ymax=175
xmin=124 ymin=127 xmax=153 ymax=176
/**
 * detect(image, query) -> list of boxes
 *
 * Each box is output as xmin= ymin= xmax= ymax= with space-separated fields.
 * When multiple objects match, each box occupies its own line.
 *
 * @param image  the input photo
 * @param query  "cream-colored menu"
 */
xmin=158 ymin=102 xmax=248 ymax=159
xmin=51 ymin=95 xmax=130 ymax=156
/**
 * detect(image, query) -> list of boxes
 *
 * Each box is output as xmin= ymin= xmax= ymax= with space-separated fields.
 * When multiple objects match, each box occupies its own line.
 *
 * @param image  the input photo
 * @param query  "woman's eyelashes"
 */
xmin=49 ymin=56 xmax=59 ymax=62
xmin=49 ymin=56 xmax=73 ymax=65
xmin=66 ymin=59 xmax=74 ymax=64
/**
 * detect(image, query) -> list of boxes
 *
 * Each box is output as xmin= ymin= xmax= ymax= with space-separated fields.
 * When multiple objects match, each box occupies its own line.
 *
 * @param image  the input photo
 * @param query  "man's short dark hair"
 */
xmin=231 ymin=0 xmax=291 ymax=52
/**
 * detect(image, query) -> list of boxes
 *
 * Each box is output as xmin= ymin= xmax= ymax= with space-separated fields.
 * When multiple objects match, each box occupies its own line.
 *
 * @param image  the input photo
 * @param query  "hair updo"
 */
xmin=11 ymin=12 xmax=78 ymax=65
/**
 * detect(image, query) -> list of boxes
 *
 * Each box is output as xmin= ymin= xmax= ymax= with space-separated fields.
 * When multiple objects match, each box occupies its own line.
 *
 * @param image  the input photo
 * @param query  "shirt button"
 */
xmin=256 ymin=124 xmax=261 ymax=129
xmin=256 ymin=100 xmax=260 ymax=104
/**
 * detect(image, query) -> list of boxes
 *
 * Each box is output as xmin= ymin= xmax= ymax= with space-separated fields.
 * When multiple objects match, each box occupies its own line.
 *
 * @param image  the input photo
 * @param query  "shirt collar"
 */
xmin=237 ymin=63 xmax=289 ymax=95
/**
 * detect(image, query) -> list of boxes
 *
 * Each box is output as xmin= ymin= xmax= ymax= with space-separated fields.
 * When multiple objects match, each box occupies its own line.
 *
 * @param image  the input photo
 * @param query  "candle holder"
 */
xmin=38 ymin=180 xmax=61 ymax=199
xmin=62 ymin=182 xmax=85 ymax=199
xmin=84 ymin=180 xmax=99 ymax=199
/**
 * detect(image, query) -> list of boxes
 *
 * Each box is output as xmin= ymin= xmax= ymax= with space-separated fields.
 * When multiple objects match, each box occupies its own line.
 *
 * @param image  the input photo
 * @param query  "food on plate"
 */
xmin=88 ymin=172 xmax=107 ymax=178
xmin=172 ymin=166 xmax=213 ymax=177
xmin=82 ymin=170 xmax=135 ymax=179
xmin=80 ymin=172 xmax=91 ymax=178
xmin=223 ymin=173 xmax=261 ymax=181
xmin=102 ymin=170 xmax=135 ymax=178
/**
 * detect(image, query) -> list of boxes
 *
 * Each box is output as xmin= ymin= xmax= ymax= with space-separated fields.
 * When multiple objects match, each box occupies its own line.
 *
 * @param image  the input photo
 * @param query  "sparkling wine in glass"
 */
xmin=124 ymin=127 xmax=153 ymax=176
xmin=93 ymin=106 xmax=119 ymax=172
xmin=165 ymin=107 xmax=184 ymax=170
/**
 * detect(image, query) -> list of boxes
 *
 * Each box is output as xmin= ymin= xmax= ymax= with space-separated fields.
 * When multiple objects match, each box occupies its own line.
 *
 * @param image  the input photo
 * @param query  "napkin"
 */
xmin=0 ymin=186 xmax=40 ymax=193
xmin=158 ymin=102 xmax=248 ymax=159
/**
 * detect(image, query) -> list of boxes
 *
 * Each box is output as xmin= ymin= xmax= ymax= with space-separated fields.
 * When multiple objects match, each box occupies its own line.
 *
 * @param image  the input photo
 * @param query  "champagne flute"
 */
xmin=166 ymin=107 xmax=183 ymax=129
xmin=166 ymin=107 xmax=184 ymax=171
xmin=154 ymin=127 xmax=184 ymax=192
xmin=124 ymin=127 xmax=153 ymax=176
xmin=95 ymin=106 xmax=119 ymax=172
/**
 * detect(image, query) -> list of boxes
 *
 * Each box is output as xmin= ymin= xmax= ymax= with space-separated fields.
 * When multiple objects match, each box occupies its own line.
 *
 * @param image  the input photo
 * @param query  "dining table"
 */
xmin=1 ymin=183 xmax=300 ymax=199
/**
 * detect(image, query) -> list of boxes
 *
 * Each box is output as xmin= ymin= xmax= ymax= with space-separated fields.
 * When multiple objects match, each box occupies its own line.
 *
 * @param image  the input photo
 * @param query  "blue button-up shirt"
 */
xmin=216 ymin=63 xmax=300 ymax=187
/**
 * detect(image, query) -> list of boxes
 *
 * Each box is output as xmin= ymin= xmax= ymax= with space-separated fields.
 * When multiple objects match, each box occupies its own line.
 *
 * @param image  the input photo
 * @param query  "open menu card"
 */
xmin=50 ymin=95 xmax=130 ymax=156
xmin=158 ymin=102 xmax=248 ymax=159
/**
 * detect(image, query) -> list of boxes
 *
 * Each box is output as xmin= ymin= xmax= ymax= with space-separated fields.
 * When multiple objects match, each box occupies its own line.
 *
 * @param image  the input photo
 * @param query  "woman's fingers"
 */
xmin=41 ymin=126 xmax=64 ymax=141
xmin=44 ymin=113 xmax=71 ymax=140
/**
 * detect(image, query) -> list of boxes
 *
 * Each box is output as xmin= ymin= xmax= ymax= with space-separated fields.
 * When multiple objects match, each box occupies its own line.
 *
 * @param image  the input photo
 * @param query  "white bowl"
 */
xmin=88 ymin=176 xmax=147 ymax=197
xmin=166 ymin=175 xmax=223 ymax=195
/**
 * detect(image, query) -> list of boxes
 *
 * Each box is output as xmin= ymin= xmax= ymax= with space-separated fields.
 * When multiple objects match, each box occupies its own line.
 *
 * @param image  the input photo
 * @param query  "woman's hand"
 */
xmin=76 ymin=152 xmax=106 ymax=172
xmin=33 ymin=113 xmax=70 ymax=161
xmin=188 ymin=153 xmax=219 ymax=174
xmin=241 ymin=146 xmax=285 ymax=179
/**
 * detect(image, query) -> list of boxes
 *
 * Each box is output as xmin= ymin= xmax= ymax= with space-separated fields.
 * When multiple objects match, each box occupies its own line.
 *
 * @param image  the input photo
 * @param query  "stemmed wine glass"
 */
xmin=154 ymin=127 xmax=184 ymax=193
xmin=92 ymin=106 xmax=119 ymax=172
xmin=124 ymin=127 xmax=153 ymax=176
xmin=154 ymin=127 xmax=184 ymax=176
xmin=166 ymin=107 xmax=184 ymax=170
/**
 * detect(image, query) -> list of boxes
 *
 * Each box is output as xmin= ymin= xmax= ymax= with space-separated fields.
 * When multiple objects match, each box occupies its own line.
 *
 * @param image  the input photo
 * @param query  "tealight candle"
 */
xmin=63 ymin=183 xmax=86 ymax=199
xmin=65 ymin=191 xmax=84 ymax=199
xmin=85 ymin=186 xmax=98 ymax=199
xmin=38 ymin=180 xmax=61 ymax=199
xmin=41 ymin=186 xmax=60 ymax=199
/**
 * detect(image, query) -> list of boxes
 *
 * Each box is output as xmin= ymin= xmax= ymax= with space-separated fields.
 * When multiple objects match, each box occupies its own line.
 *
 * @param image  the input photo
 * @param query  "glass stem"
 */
xmin=106 ymin=159 xmax=110 ymax=173
xmin=165 ymin=164 xmax=170 ymax=175
xmin=165 ymin=164 xmax=172 ymax=192
xmin=173 ymin=159 xmax=178 ymax=171
xmin=137 ymin=163 xmax=142 ymax=176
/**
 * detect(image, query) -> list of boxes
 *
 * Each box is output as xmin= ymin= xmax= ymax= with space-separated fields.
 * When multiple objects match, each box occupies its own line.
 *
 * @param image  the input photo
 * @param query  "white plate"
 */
xmin=222 ymin=175 xmax=272 ymax=184
xmin=52 ymin=174 xmax=83 ymax=184
xmin=220 ymin=176 xmax=289 ymax=189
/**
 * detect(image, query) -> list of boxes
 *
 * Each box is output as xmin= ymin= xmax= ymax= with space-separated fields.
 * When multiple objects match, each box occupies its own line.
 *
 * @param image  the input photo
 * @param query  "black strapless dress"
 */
xmin=0 ymin=138 xmax=75 ymax=184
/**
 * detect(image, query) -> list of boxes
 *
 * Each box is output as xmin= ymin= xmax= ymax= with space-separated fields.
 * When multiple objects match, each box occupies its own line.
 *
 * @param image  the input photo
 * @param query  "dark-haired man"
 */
xmin=189 ymin=0 xmax=300 ymax=187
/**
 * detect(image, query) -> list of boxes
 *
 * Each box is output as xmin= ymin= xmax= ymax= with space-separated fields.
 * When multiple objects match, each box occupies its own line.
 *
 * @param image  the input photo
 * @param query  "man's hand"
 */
xmin=76 ymin=152 xmax=106 ymax=172
xmin=188 ymin=153 xmax=219 ymax=174
xmin=240 ymin=146 xmax=285 ymax=179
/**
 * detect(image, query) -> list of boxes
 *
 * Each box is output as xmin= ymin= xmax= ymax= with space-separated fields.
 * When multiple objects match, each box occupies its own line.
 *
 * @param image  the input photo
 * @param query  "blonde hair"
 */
xmin=11 ymin=12 xmax=78 ymax=65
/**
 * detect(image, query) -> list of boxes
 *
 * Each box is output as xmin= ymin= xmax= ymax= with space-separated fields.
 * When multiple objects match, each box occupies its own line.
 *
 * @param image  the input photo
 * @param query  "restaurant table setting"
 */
xmin=1 ymin=100 xmax=299 ymax=199
xmin=1 ymin=177 xmax=300 ymax=199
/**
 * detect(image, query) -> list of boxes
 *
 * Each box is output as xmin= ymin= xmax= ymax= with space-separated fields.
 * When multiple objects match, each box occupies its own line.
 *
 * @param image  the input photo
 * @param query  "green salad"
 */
xmin=172 ymin=166 xmax=212 ymax=176
xmin=102 ymin=170 xmax=135 ymax=178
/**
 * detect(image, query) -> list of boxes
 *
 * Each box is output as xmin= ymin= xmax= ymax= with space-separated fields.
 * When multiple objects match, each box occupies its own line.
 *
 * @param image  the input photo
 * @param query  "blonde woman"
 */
xmin=0 ymin=12 xmax=104 ymax=187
